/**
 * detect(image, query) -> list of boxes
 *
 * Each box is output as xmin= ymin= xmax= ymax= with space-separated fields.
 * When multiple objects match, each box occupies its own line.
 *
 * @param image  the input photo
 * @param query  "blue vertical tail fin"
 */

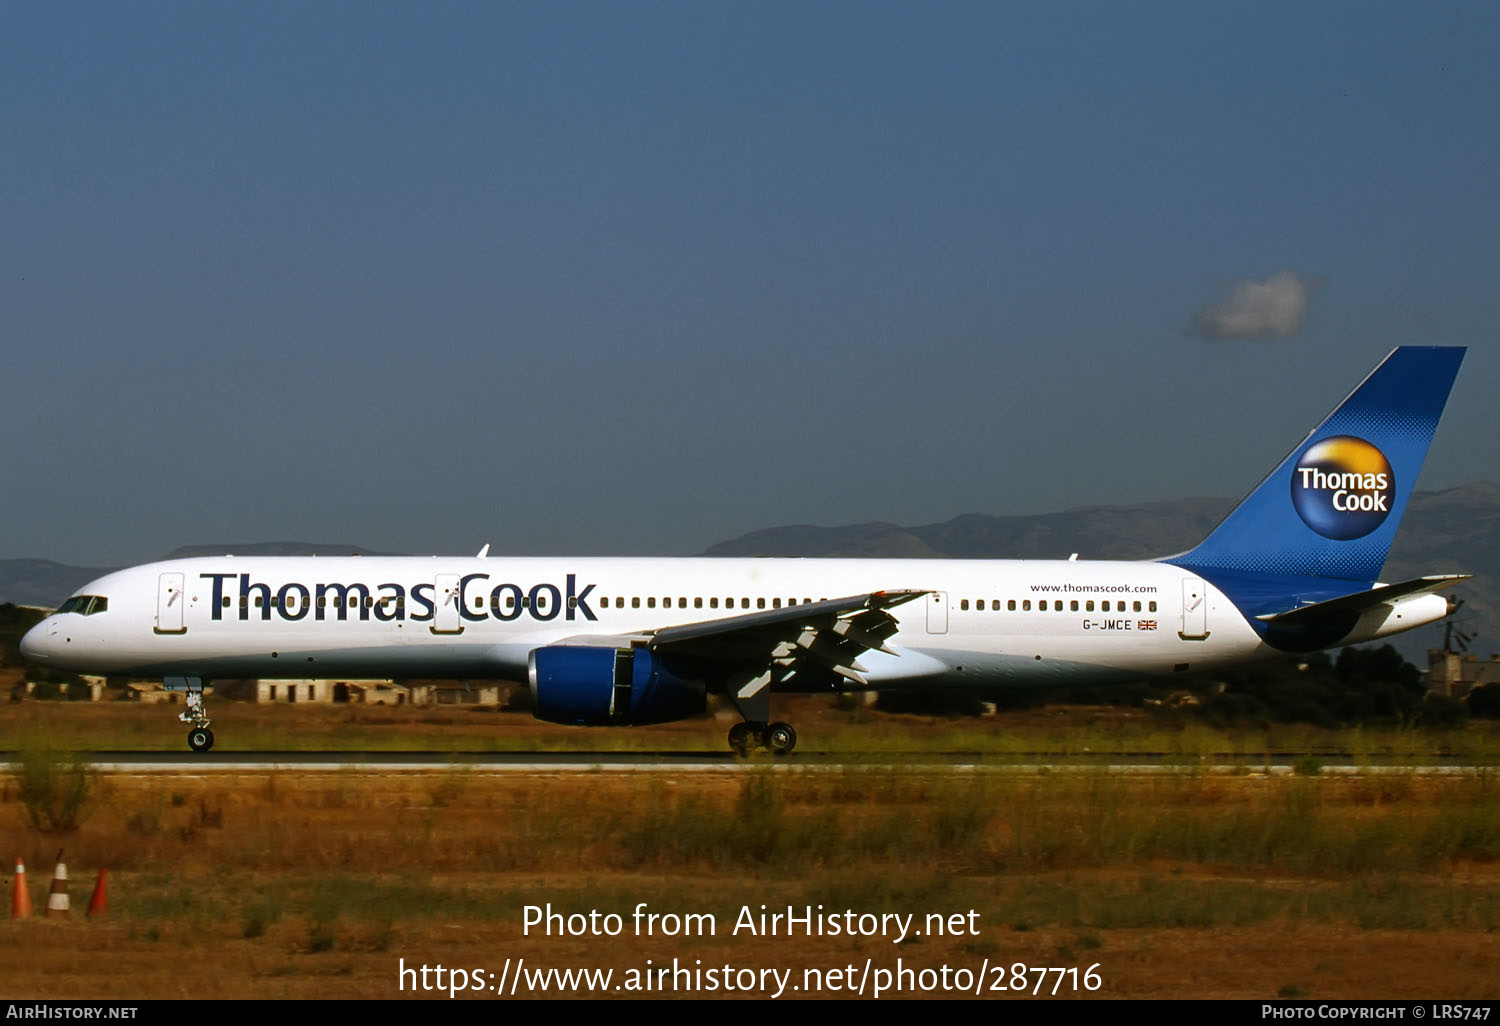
xmin=1167 ymin=346 xmax=1464 ymax=584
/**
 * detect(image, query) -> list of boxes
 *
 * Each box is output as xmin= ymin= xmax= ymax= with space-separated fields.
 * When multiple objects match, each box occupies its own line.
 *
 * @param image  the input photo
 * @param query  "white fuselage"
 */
xmin=19 ymin=555 xmax=1449 ymax=688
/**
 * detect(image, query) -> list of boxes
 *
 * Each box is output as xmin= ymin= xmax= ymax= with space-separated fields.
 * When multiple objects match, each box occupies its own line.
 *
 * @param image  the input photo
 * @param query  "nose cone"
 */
xmin=20 ymin=620 xmax=51 ymax=662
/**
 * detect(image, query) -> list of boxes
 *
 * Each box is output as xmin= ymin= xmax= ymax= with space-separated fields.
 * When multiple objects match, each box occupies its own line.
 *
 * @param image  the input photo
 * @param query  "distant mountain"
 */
xmin=1384 ymin=483 xmax=1500 ymax=662
xmin=163 ymin=542 xmax=394 ymax=559
xmin=705 ymin=498 xmax=1236 ymax=561
xmin=0 ymin=543 xmax=390 ymax=607
xmin=2 ymin=486 xmax=1493 ymax=661
xmin=0 ymin=559 xmax=119 ymax=608
xmin=704 ymin=482 xmax=1500 ymax=661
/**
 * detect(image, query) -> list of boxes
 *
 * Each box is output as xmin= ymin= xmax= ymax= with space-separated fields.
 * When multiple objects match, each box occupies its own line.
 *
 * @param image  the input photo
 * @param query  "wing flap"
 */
xmin=652 ymin=589 xmax=926 ymax=700
xmin=650 ymin=590 xmax=924 ymax=646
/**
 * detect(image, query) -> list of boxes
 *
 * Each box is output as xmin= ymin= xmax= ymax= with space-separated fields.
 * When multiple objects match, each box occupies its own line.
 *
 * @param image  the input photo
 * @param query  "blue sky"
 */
xmin=2 ymin=2 xmax=1496 ymax=566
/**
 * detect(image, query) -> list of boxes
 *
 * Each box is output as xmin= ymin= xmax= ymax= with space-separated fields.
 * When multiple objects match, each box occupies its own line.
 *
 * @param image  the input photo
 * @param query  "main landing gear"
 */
xmin=728 ymin=720 xmax=798 ymax=756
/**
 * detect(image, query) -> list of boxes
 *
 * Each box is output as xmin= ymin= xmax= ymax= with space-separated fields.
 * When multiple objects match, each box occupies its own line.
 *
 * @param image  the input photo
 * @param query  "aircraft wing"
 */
xmin=647 ymin=589 xmax=927 ymax=700
xmin=1253 ymin=574 xmax=1470 ymax=625
xmin=539 ymin=589 xmax=926 ymax=717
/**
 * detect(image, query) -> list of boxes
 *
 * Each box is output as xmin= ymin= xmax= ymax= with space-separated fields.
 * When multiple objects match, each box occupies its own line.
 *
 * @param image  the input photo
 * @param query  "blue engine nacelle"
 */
xmin=528 ymin=645 xmax=707 ymax=725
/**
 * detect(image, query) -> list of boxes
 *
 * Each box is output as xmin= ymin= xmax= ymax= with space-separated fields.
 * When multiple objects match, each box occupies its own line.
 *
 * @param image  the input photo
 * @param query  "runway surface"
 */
xmin=23 ymin=750 xmax=1492 ymax=774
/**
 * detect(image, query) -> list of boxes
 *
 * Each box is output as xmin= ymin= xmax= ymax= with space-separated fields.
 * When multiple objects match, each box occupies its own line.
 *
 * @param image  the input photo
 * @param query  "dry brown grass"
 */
xmin=6 ymin=696 xmax=1500 ymax=758
xmin=2 ymin=765 xmax=1499 ymax=999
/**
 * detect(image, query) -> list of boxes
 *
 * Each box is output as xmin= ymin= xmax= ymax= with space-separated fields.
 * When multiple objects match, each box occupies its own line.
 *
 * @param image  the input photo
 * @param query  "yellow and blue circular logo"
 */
xmin=1289 ymin=436 xmax=1395 ymax=540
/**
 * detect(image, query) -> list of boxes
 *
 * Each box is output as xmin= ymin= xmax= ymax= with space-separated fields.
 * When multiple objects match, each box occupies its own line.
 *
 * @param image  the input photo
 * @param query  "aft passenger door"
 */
xmin=1179 ymin=577 xmax=1209 ymax=640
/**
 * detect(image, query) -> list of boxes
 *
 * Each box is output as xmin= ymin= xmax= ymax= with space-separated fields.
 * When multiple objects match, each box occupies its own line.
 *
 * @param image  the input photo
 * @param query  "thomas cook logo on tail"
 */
xmin=1290 ymin=436 xmax=1395 ymax=540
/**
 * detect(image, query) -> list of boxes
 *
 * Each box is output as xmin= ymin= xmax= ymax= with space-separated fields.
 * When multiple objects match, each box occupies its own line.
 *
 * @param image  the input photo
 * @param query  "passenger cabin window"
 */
xmin=960 ymin=599 xmax=969 ymax=611
xmin=1008 ymin=599 xmax=1016 ymax=611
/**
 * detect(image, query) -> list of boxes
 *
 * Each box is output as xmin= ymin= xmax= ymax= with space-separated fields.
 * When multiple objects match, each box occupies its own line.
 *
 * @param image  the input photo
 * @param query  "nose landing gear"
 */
xmin=186 ymin=724 xmax=215 ymax=752
xmin=166 ymin=677 xmax=214 ymax=752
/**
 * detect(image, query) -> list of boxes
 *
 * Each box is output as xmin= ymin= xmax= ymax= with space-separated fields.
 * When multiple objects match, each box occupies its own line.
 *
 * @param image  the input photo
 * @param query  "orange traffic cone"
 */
xmin=87 ymin=869 xmax=107 ymax=917
xmin=11 ymin=858 xmax=31 ymax=918
xmin=45 ymin=851 xmax=69 ymax=918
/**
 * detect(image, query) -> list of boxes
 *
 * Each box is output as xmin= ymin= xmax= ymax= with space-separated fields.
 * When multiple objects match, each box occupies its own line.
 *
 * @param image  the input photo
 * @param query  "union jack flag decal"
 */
xmin=1137 ymin=620 xmax=1158 ymax=631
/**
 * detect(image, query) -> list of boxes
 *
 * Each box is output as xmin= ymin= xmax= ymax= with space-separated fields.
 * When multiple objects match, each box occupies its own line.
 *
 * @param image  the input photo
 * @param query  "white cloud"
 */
xmin=1192 ymin=271 xmax=1324 ymax=340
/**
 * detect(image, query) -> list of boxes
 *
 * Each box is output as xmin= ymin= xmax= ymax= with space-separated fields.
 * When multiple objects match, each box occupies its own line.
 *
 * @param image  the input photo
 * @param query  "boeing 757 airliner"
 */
xmin=21 ymin=347 xmax=1469 ymax=754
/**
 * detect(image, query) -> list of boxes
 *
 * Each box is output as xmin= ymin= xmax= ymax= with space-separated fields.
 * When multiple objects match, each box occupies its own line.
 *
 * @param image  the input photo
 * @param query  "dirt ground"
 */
xmin=2 ymin=763 xmax=1498 ymax=1000
xmin=7 ymin=904 xmax=1499 ymax=1000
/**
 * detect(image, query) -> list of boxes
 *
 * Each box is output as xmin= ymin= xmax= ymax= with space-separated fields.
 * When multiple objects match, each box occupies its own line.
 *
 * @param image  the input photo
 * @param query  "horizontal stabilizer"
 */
xmin=1254 ymin=575 xmax=1470 ymax=625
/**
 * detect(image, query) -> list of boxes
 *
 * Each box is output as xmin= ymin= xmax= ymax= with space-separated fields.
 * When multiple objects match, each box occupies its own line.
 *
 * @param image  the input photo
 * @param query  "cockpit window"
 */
xmin=56 ymin=595 xmax=108 ymax=615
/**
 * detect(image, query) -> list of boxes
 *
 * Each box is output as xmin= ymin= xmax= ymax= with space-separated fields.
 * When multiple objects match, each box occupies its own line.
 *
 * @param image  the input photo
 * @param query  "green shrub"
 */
xmin=8 ymin=740 xmax=96 ymax=833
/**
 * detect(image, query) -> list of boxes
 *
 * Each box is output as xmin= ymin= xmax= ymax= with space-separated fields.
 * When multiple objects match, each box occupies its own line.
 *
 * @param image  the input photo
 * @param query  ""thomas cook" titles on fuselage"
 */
xmin=199 ymin=572 xmax=599 ymax=623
